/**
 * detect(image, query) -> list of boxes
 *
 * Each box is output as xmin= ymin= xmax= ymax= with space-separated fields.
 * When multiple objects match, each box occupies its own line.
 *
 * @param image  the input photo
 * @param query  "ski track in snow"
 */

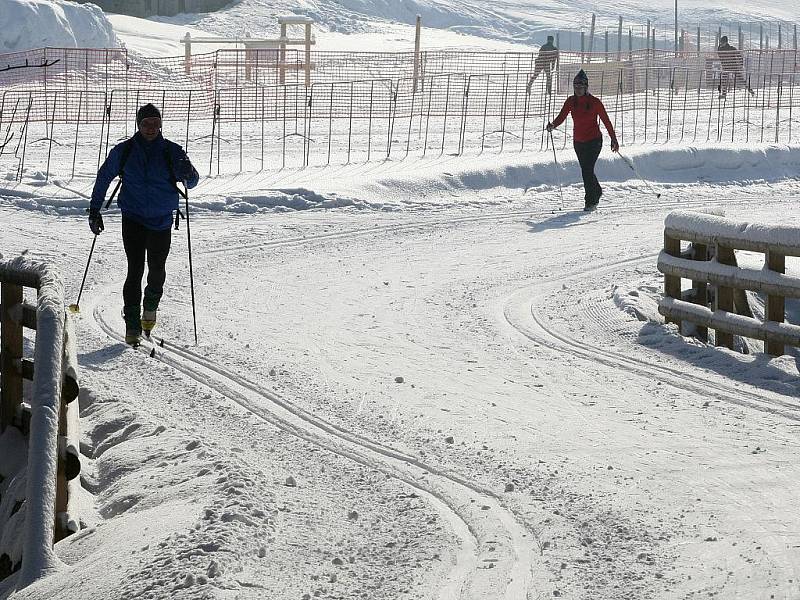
xmin=77 ymin=187 xmax=800 ymax=598
xmin=504 ymin=256 xmax=800 ymax=422
xmin=85 ymin=213 xmax=549 ymax=600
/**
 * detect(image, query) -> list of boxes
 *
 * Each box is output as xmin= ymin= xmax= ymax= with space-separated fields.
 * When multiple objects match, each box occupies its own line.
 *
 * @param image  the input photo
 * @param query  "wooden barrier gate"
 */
xmin=0 ymin=256 xmax=80 ymax=587
xmin=657 ymin=210 xmax=800 ymax=356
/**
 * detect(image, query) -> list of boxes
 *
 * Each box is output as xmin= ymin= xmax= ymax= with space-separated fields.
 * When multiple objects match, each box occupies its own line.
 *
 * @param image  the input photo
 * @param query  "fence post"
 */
xmin=183 ymin=32 xmax=191 ymax=75
xmin=765 ymin=250 xmax=786 ymax=356
xmin=714 ymin=243 xmax=735 ymax=349
xmin=691 ymin=243 xmax=708 ymax=341
xmin=413 ymin=15 xmax=422 ymax=94
xmin=279 ymin=22 xmax=287 ymax=85
xmin=304 ymin=22 xmax=312 ymax=87
xmin=664 ymin=233 xmax=682 ymax=329
xmin=1 ymin=282 xmax=24 ymax=432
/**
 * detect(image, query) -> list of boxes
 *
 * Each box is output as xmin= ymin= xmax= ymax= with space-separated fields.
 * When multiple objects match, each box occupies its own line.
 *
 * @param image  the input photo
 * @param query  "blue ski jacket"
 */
xmin=90 ymin=132 xmax=199 ymax=230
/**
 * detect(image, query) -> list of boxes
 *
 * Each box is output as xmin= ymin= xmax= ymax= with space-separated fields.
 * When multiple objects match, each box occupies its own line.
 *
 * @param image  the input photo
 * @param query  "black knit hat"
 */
xmin=573 ymin=69 xmax=588 ymax=85
xmin=136 ymin=103 xmax=161 ymax=127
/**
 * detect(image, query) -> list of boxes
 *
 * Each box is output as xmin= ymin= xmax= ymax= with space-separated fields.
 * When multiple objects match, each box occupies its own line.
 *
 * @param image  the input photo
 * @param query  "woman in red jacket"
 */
xmin=547 ymin=70 xmax=619 ymax=211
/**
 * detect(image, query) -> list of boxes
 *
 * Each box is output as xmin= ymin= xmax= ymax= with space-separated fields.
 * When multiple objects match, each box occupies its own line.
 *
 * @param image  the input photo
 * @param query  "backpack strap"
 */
xmin=103 ymin=137 xmax=135 ymax=209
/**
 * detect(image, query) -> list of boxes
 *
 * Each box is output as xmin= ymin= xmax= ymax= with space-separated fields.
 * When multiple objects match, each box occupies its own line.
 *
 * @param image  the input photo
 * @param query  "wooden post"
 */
xmin=304 ymin=22 xmax=312 ymax=87
xmin=697 ymin=27 xmax=701 ymax=55
xmin=244 ymin=31 xmax=251 ymax=82
xmin=279 ymin=22 xmax=287 ymax=85
xmin=691 ymin=243 xmax=708 ymax=341
xmin=605 ymin=30 xmax=609 ymax=61
xmin=617 ymin=17 xmax=623 ymax=61
xmin=413 ymin=15 xmax=421 ymax=94
xmin=664 ymin=233 xmax=682 ymax=329
xmin=765 ymin=250 xmax=786 ymax=356
xmin=1 ymin=282 xmax=24 ymax=432
xmin=715 ymin=244 xmax=735 ymax=350
xmin=581 ymin=31 xmax=585 ymax=62
xmin=54 ymin=406 xmax=68 ymax=541
xmin=183 ymin=32 xmax=191 ymax=75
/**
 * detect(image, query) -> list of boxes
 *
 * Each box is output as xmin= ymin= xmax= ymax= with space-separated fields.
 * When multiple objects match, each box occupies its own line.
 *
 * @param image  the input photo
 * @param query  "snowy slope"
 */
xmin=0 ymin=0 xmax=118 ymax=52
xmin=157 ymin=0 xmax=799 ymax=50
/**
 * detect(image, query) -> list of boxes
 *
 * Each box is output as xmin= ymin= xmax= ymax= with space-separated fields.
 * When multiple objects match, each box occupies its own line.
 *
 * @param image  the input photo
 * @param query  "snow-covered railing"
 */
xmin=657 ymin=210 xmax=800 ymax=356
xmin=0 ymin=256 xmax=80 ymax=587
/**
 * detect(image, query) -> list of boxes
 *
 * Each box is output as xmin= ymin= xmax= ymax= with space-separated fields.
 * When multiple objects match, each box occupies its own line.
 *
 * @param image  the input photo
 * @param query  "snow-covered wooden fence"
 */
xmin=0 ymin=256 xmax=80 ymax=587
xmin=657 ymin=210 xmax=800 ymax=356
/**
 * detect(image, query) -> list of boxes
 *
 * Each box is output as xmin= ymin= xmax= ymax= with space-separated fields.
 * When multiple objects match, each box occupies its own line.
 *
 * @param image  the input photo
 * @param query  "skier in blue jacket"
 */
xmin=89 ymin=103 xmax=199 ymax=346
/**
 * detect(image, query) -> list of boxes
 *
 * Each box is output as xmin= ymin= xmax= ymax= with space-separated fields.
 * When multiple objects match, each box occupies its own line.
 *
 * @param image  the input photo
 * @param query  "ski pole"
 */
xmin=549 ymin=129 xmax=564 ymax=210
xmin=183 ymin=183 xmax=199 ymax=346
xmin=69 ymin=234 xmax=98 ymax=313
xmin=617 ymin=152 xmax=661 ymax=199
xmin=70 ymin=172 xmax=125 ymax=312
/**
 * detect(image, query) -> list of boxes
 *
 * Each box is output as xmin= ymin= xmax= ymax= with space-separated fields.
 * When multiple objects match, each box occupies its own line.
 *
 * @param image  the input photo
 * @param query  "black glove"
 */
xmin=89 ymin=210 xmax=104 ymax=235
xmin=177 ymin=157 xmax=196 ymax=182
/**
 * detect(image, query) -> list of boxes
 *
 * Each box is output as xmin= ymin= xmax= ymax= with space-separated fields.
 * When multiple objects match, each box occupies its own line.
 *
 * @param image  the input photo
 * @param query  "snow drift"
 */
xmin=0 ymin=0 xmax=118 ymax=52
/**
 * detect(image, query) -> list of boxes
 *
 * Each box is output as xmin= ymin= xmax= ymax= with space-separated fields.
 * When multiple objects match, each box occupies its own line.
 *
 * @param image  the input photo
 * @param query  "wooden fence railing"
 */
xmin=0 ymin=256 xmax=80 ymax=587
xmin=657 ymin=210 xmax=800 ymax=356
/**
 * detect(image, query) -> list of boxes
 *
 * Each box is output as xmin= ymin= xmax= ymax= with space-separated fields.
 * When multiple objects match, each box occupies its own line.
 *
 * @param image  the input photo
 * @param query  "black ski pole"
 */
xmin=618 ymin=152 xmax=661 ymax=198
xmin=69 ymin=234 xmax=98 ymax=313
xmin=69 ymin=171 xmax=125 ymax=312
xmin=183 ymin=183 xmax=198 ymax=345
xmin=549 ymin=129 xmax=564 ymax=210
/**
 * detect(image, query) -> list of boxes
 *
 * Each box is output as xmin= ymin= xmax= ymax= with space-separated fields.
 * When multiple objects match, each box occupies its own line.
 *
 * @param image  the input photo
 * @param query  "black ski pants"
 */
xmin=122 ymin=216 xmax=171 ymax=312
xmin=574 ymin=137 xmax=603 ymax=204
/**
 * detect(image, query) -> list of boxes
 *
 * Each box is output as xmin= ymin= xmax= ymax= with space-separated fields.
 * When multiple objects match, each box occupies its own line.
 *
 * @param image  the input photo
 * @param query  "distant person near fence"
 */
xmin=527 ymin=35 xmax=559 ymax=95
xmin=717 ymin=36 xmax=755 ymax=98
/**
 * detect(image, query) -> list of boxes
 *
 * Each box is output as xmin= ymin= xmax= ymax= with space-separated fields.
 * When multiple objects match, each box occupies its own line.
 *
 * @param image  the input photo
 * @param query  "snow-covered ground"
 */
xmin=2 ymin=1 xmax=800 ymax=599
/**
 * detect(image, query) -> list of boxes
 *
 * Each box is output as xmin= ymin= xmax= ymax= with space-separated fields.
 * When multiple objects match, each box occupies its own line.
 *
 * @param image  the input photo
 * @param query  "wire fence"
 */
xmin=549 ymin=20 xmax=799 ymax=52
xmin=2 ymin=46 xmax=799 ymax=95
xmin=1 ymin=46 xmax=800 ymax=182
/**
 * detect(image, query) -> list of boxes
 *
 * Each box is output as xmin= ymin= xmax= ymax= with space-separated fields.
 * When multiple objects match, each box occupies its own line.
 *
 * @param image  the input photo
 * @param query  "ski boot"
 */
xmin=125 ymin=328 xmax=142 ymax=347
xmin=123 ymin=305 xmax=142 ymax=347
xmin=141 ymin=309 xmax=157 ymax=337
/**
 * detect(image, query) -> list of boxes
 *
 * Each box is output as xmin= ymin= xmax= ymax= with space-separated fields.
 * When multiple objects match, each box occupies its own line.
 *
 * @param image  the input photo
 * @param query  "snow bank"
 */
xmin=0 ymin=0 xmax=118 ymax=52
xmin=3 ymin=144 xmax=800 ymax=216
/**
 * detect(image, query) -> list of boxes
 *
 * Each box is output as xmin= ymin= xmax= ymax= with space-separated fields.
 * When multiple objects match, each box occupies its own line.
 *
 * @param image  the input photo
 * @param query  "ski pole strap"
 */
xmin=103 ymin=178 xmax=122 ymax=210
xmin=174 ymin=209 xmax=185 ymax=230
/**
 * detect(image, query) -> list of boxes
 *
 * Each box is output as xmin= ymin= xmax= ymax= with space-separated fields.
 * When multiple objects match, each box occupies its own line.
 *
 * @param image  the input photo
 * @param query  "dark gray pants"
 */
xmin=574 ymin=137 xmax=603 ymax=204
xmin=122 ymin=216 xmax=171 ymax=315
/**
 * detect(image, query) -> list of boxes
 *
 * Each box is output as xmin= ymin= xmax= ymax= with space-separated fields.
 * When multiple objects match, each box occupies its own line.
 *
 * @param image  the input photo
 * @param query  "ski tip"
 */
xmin=159 ymin=339 xmax=165 ymax=347
xmin=149 ymin=348 xmax=156 ymax=358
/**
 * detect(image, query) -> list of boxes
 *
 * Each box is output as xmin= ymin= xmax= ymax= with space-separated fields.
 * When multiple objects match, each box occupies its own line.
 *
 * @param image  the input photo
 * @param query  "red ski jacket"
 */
xmin=551 ymin=94 xmax=618 ymax=144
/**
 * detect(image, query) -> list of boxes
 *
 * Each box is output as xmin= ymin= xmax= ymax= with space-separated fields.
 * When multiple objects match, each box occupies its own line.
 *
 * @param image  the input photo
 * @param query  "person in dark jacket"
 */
xmin=547 ymin=70 xmax=619 ymax=211
xmin=89 ymin=103 xmax=199 ymax=346
xmin=527 ymin=35 xmax=559 ymax=95
xmin=717 ymin=36 xmax=754 ymax=97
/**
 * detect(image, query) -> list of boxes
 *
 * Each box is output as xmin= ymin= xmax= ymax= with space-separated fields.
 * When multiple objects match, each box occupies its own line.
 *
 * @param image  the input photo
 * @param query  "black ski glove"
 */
xmin=177 ymin=157 xmax=197 ymax=183
xmin=89 ymin=210 xmax=104 ymax=235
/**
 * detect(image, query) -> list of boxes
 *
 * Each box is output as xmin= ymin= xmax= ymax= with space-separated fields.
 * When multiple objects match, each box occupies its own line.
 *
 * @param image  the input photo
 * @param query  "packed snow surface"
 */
xmin=1 ymin=1 xmax=800 ymax=599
